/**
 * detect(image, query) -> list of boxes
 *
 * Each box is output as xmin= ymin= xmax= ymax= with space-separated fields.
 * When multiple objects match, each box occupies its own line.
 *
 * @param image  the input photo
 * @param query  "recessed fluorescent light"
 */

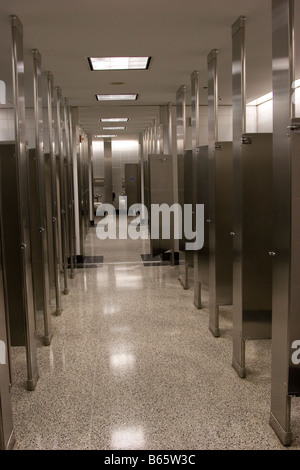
xmin=95 ymin=134 xmax=117 ymax=138
xmin=88 ymin=57 xmax=151 ymax=71
xmin=96 ymin=94 xmax=138 ymax=101
xmin=100 ymin=118 xmax=129 ymax=123
xmin=248 ymin=92 xmax=273 ymax=106
xmin=102 ymin=126 xmax=126 ymax=130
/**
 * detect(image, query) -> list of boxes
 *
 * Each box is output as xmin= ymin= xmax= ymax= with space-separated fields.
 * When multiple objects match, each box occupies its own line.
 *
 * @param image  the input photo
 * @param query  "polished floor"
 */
xmin=10 ymin=221 xmax=300 ymax=450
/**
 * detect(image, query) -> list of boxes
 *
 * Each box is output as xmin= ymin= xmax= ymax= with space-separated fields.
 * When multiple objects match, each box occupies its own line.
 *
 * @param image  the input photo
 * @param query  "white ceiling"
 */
xmin=0 ymin=0 xmax=291 ymax=137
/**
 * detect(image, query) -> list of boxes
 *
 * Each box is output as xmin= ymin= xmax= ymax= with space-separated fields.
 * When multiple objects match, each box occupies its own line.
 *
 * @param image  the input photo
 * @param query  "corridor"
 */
xmin=9 ymin=222 xmax=300 ymax=450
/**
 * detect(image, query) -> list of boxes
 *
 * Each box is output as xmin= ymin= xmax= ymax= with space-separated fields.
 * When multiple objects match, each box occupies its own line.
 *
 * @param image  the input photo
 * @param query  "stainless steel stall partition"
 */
xmin=176 ymin=85 xmax=191 ymax=289
xmin=191 ymin=72 xmax=209 ymax=308
xmin=56 ymin=87 xmax=69 ymax=295
xmin=63 ymin=98 xmax=75 ymax=278
xmin=125 ymin=163 xmax=141 ymax=209
xmin=46 ymin=72 xmax=62 ymax=314
xmin=231 ymin=17 xmax=272 ymax=378
xmin=207 ymin=50 xmax=233 ymax=337
xmin=68 ymin=107 xmax=76 ymax=276
xmin=77 ymin=131 xmax=89 ymax=259
xmin=104 ymin=139 xmax=113 ymax=205
xmin=0 ymin=212 xmax=14 ymax=449
xmin=148 ymin=154 xmax=174 ymax=257
xmin=194 ymin=145 xmax=209 ymax=308
xmin=28 ymin=49 xmax=52 ymax=345
xmin=0 ymin=16 xmax=39 ymax=390
xmin=270 ymin=0 xmax=300 ymax=446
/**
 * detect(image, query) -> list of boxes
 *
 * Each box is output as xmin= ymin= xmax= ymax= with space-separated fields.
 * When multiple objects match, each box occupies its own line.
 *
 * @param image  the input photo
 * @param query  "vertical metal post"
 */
xmin=176 ymin=86 xmax=188 ymax=287
xmin=0 ymin=157 xmax=15 ymax=448
xmin=153 ymin=119 xmax=157 ymax=154
xmin=191 ymin=71 xmax=202 ymax=307
xmin=56 ymin=87 xmax=69 ymax=295
xmin=32 ymin=49 xmax=52 ymax=345
xmin=168 ymin=102 xmax=178 ymax=259
xmin=63 ymin=98 xmax=75 ymax=278
xmin=176 ymin=86 xmax=187 ymax=155
xmin=208 ymin=49 xmax=220 ymax=336
xmin=168 ymin=103 xmax=173 ymax=155
xmin=87 ymin=134 xmax=94 ymax=225
xmin=270 ymin=0 xmax=300 ymax=446
xmin=68 ymin=107 xmax=76 ymax=275
xmin=11 ymin=15 xmax=39 ymax=390
xmin=71 ymin=107 xmax=80 ymax=259
xmin=232 ymin=17 xmax=247 ymax=375
xmin=46 ymin=72 xmax=63 ymax=315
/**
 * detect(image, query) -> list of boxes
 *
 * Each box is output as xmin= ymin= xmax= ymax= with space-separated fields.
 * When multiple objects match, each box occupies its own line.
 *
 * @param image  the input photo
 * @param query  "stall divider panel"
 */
xmin=46 ymin=72 xmax=62 ymax=314
xmin=56 ymin=87 xmax=69 ymax=295
xmin=31 ymin=49 xmax=52 ymax=345
xmin=207 ymin=49 xmax=233 ymax=337
xmin=270 ymin=0 xmax=300 ymax=446
xmin=232 ymin=16 xmax=273 ymax=379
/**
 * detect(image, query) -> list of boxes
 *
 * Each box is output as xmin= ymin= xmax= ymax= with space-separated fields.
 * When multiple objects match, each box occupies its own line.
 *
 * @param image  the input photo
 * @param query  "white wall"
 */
xmin=92 ymin=137 xmax=140 ymax=202
xmin=257 ymin=100 xmax=273 ymax=132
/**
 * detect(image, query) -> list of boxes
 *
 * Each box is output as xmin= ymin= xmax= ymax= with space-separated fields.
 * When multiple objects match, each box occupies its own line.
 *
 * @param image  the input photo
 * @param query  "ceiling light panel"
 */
xmin=100 ymin=118 xmax=129 ymax=123
xmin=96 ymin=94 xmax=138 ymax=101
xmin=89 ymin=57 xmax=150 ymax=70
xmin=102 ymin=126 xmax=126 ymax=130
xmin=95 ymin=134 xmax=117 ymax=138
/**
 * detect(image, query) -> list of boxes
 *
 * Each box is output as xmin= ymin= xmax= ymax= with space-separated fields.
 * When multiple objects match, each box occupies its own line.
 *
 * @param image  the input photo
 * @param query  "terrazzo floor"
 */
xmin=10 ymin=221 xmax=300 ymax=450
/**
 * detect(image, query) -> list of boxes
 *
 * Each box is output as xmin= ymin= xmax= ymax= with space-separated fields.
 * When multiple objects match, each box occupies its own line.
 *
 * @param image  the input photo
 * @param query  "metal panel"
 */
xmin=44 ymin=153 xmax=55 ymax=293
xmin=148 ymin=154 xmax=174 ymax=257
xmin=232 ymin=134 xmax=273 ymax=376
xmin=176 ymin=86 xmax=189 ymax=288
xmin=125 ymin=163 xmax=141 ymax=209
xmin=270 ymin=0 xmax=300 ymax=446
xmin=68 ymin=107 xmax=76 ymax=276
xmin=64 ymin=99 xmax=75 ymax=278
xmin=56 ymin=87 xmax=69 ymax=295
xmin=9 ymin=16 xmax=39 ymax=390
xmin=46 ymin=72 xmax=62 ymax=315
xmin=209 ymin=142 xmax=233 ymax=337
xmin=208 ymin=49 xmax=233 ymax=337
xmin=194 ymin=146 xmax=209 ymax=308
xmin=183 ymin=150 xmax=194 ymax=267
xmin=0 ymin=207 xmax=15 ymax=449
xmin=31 ymin=49 xmax=52 ymax=345
xmin=104 ymin=140 xmax=113 ymax=204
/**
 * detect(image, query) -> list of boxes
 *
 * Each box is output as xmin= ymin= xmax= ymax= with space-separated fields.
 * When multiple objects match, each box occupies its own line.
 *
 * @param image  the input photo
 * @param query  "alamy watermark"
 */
xmin=96 ymin=196 xmax=204 ymax=251
xmin=0 ymin=340 xmax=5 ymax=365
xmin=291 ymin=340 xmax=300 ymax=366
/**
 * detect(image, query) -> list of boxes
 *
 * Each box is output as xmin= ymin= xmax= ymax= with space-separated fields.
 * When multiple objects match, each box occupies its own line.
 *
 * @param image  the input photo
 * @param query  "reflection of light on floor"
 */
xmin=97 ymin=268 xmax=108 ymax=286
xmin=103 ymin=305 xmax=120 ymax=315
xmin=109 ymin=325 xmax=131 ymax=334
xmin=110 ymin=353 xmax=136 ymax=370
xmin=111 ymin=427 xmax=145 ymax=450
xmin=114 ymin=267 xmax=142 ymax=289
xmin=83 ymin=272 xmax=88 ymax=292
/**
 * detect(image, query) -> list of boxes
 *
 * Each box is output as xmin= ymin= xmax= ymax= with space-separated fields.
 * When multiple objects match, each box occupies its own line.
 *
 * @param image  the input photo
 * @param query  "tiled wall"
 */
xmin=92 ymin=138 xmax=140 ymax=202
xmin=0 ymin=109 xmax=15 ymax=141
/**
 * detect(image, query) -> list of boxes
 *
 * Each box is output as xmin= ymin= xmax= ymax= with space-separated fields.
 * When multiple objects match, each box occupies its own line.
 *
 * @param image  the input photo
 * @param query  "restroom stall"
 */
xmin=231 ymin=17 xmax=273 ymax=378
xmin=207 ymin=49 xmax=233 ymax=337
xmin=27 ymin=49 xmax=52 ymax=345
xmin=177 ymin=85 xmax=192 ymax=288
xmin=148 ymin=154 xmax=174 ymax=257
xmin=269 ymin=0 xmax=300 ymax=446
xmin=0 ymin=17 xmax=39 ymax=391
